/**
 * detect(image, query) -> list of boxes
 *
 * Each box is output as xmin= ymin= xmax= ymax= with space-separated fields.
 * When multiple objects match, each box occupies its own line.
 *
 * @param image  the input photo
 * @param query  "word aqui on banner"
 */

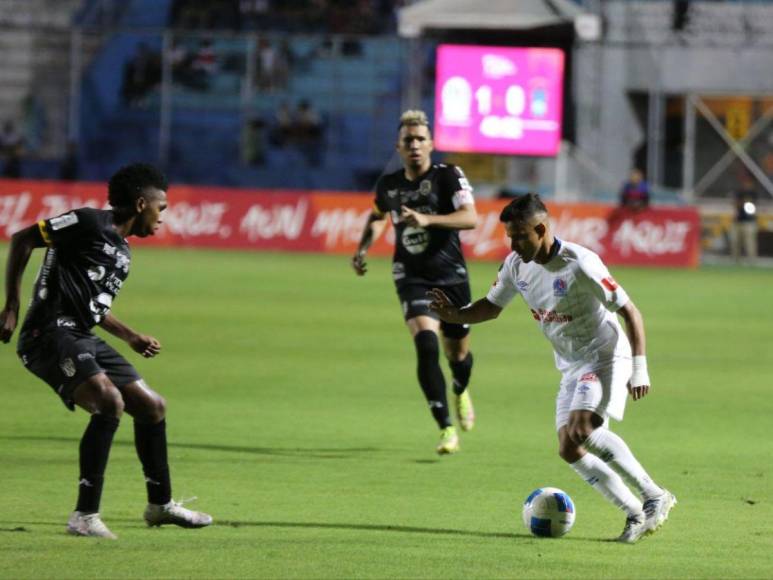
xmin=0 ymin=179 xmax=701 ymax=267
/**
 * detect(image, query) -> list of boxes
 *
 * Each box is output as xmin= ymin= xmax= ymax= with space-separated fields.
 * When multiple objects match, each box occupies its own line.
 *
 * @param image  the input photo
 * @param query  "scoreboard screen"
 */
xmin=434 ymin=44 xmax=565 ymax=157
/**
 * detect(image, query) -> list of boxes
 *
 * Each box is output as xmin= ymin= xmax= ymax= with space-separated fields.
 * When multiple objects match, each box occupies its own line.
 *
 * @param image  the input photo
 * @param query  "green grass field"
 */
xmin=1 ymin=245 xmax=771 ymax=579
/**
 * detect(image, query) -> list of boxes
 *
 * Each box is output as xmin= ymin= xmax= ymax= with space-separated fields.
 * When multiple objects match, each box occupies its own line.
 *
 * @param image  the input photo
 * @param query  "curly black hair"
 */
xmin=107 ymin=163 xmax=168 ymax=208
xmin=499 ymin=192 xmax=548 ymax=224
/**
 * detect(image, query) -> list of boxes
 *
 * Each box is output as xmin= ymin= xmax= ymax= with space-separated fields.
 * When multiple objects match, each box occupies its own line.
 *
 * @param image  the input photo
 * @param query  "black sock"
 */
xmin=414 ymin=330 xmax=452 ymax=429
xmin=76 ymin=414 xmax=120 ymax=513
xmin=134 ymin=419 xmax=172 ymax=505
xmin=449 ymin=352 xmax=474 ymax=395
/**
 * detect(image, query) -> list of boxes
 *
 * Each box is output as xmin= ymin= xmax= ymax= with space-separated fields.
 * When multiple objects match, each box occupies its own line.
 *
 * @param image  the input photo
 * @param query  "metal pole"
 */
xmin=159 ymin=30 xmax=173 ymax=166
xmin=68 ymin=29 xmax=83 ymax=145
xmin=683 ymin=93 xmax=696 ymax=202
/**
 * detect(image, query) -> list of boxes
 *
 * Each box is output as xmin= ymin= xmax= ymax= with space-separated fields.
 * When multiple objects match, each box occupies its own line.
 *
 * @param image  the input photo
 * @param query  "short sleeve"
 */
xmin=373 ymin=176 xmax=388 ymax=217
xmin=577 ymin=252 xmax=629 ymax=312
xmin=446 ymin=165 xmax=475 ymax=210
xmin=38 ymin=208 xmax=96 ymax=248
xmin=486 ymin=254 xmax=519 ymax=308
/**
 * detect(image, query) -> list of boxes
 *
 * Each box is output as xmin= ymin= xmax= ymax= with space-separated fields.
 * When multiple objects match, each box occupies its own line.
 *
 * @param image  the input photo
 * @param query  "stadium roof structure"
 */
xmin=398 ymin=0 xmax=586 ymax=37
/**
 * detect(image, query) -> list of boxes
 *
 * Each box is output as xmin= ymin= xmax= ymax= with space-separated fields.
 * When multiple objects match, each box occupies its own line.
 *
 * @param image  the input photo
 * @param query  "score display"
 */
xmin=434 ymin=44 xmax=565 ymax=157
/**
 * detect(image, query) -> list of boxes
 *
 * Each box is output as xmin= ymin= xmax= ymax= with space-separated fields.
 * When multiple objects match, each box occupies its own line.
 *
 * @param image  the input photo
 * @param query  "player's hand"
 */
xmin=0 ymin=306 xmax=18 ymax=344
xmin=627 ymin=382 xmax=650 ymax=401
xmin=427 ymin=288 xmax=457 ymax=319
xmin=351 ymin=252 xmax=367 ymax=276
xmin=129 ymin=334 xmax=162 ymax=358
xmin=400 ymin=206 xmax=429 ymax=228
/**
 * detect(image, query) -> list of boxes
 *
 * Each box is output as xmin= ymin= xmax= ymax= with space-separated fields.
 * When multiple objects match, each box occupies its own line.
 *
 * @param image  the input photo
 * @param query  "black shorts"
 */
xmin=397 ymin=282 xmax=471 ymax=339
xmin=17 ymin=327 xmax=141 ymax=411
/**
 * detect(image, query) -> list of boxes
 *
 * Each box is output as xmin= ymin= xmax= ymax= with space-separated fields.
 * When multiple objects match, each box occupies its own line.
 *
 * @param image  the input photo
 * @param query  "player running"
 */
xmin=351 ymin=110 xmax=477 ymax=455
xmin=429 ymin=193 xmax=675 ymax=542
xmin=0 ymin=163 xmax=212 ymax=539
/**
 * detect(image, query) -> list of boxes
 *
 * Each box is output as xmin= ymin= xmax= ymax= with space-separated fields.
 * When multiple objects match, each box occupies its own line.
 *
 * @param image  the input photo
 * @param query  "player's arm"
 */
xmin=351 ymin=209 xmax=388 ymax=276
xmin=617 ymin=300 xmax=650 ymax=401
xmin=1 ymin=224 xmax=46 ymax=343
xmin=400 ymin=203 xmax=477 ymax=230
xmin=428 ymin=289 xmax=502 ymax=324
xmin=99 ymin=312 xmax=161 ymax=358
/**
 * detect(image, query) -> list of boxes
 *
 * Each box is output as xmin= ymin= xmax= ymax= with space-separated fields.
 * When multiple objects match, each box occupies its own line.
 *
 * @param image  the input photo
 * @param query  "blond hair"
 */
xmin=398 ymin=109 xmax=429 ymax=130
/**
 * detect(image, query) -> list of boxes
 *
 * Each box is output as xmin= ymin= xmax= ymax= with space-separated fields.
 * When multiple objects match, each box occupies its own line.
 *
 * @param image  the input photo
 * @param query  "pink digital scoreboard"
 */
xmin=434 ymin=44 xmax=565 ymax=157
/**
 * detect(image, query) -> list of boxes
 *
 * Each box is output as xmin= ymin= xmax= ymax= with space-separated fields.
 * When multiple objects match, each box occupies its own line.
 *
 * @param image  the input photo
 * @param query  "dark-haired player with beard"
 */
xmin=0 ymin=163 xmax=212 ymax=539
xmin=351 ymin=110 xmax=478 ymax=455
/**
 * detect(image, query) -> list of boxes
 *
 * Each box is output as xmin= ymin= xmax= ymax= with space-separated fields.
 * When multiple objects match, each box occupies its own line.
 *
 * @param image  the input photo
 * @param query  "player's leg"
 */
xmin=96 ymin=338 xmax=212 ymax=529
xmin=406 ymin=315 xmax=458 ymax=454
xmin=439 ymin=282 xmax=474 ymax=398
xmin=17 ymin=328 xmax=120 ymax=538
xmin=399 ymin=284 xmax=457 ymax=453
xmin=566 ymin=365 xmax=675 ymax=537
xmin=442 ymin=332 xmax=474 ymax=431
xmin=68 ymin=373 xmax=124 ymax=539
xmin=556 ymin=375 xmax=646 ymax=543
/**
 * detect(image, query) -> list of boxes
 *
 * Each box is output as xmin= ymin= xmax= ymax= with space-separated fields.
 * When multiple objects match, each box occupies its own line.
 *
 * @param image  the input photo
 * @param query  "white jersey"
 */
xmin=486 ymin=239 xmax=632 ymax=373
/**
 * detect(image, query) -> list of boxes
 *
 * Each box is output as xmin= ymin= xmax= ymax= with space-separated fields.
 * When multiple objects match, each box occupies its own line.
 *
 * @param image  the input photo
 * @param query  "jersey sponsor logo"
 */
xmin=56 ymin=317 xmax=77 ymax=328
xmin=553 ymin=278 xmax=568 ymax=297
xmin=77 ymin=352 xmax=94 ymax=361
xmin=530 ymin=308 xmax=573 ymax=323
xmin=60 ymin=358 xmax=76 ymax=378
xmin=580 ymin=372 xmax=599 ymax=383
xmin=49 ymin=212 xmax=78 ymax=231
xmin=601 ymin=277 xmax=618 ymax=291
xmin=387 ymin=188 xmax=399 ymax=198
xmin=87 ymin=266 xmax=106 ymax=281
xmin=401 ymin=226 xmax=429 ymax=255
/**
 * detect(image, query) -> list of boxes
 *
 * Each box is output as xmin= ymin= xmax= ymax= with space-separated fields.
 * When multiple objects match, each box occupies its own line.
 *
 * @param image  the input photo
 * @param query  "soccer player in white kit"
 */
xmin=428 ymin=193 xmax=676 ymax=543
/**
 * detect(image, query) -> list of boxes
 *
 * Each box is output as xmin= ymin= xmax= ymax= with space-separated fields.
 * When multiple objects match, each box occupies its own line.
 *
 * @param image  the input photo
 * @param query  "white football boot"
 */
xmin=616 ymin=511 xmax=648 ymax=544
xmin=643 ymin=490 xmax=677 ymax=534
xmin=67 ymin=511 xmax=117 ymax=539
xmin=144 ymin=500 xmax=213 ymax=528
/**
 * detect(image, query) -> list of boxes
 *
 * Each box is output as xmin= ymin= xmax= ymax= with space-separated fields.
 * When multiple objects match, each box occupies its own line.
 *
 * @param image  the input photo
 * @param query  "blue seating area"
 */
xmin=78 ymin=31 xmax=405 ymax=189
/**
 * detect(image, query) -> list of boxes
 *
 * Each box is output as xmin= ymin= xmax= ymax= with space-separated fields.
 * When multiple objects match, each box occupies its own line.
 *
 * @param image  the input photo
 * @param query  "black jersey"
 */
xmin=374 ymin=163 xmax=474 ymax=288
xmin=20 ymin=208 xmax=131 ymax=340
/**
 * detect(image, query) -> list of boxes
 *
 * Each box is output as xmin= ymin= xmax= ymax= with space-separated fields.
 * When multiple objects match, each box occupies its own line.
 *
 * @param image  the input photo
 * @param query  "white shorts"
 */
xmin=555 ymin=357 xmax=632 ymax=431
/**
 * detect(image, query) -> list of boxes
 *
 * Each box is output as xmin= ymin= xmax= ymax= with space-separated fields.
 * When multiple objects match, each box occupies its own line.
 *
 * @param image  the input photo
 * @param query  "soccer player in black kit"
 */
xmin=351 ymin=110 xmax=477 ymax=454
xmin=0 ymin=163 xmax=212 ymax=539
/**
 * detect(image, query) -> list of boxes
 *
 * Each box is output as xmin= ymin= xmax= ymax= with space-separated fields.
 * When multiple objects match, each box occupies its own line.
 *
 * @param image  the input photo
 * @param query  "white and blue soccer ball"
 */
xmin=522 ymin=487 xmax=575 ymax=538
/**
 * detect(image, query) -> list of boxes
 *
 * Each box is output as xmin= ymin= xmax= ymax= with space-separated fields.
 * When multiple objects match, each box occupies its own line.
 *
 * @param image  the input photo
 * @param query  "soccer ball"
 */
xmin=522 ymin=487 xmax=575 ymax=538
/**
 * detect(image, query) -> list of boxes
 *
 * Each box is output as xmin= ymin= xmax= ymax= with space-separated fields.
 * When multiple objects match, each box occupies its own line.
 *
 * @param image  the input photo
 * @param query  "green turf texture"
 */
xmin=0 ymin=245 xmax=771 ymax=579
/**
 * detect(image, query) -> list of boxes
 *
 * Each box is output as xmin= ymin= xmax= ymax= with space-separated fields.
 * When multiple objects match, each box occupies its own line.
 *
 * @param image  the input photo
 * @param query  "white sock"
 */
xmin=570 ymin=453 xmax=643 ymax=516
xmin=585 ymin=427 xmax=664 ymax=500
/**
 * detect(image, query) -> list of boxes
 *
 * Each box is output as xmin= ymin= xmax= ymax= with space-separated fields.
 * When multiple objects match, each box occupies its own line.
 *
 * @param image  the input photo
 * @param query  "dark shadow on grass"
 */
xmin=216 ymin=520 xmax=607 ymax=543
xmin=0 ymin=519 xmax=609 ymax=543
xmin=0 ymin=435 xmax=378 ymax=460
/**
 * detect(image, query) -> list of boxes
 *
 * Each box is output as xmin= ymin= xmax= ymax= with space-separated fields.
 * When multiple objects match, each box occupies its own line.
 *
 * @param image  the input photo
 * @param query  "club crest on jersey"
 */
xmin=387 ymin=188 xmax=398 ymax=198
xmin=60 ymin=358 xmax=76 ymax=378
xmin=517 ymin=280 xmax=529 ymax=291
xmin=602 ymin=277 xmax=618 ymax=291
xmin=553 ymin=278 xmax=568 ymax=297
xmin=419 ymin=180 xmax=432 ymax=194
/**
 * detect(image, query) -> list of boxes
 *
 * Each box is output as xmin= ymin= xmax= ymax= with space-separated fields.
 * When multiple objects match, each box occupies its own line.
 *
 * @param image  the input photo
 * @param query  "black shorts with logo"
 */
xmin=397 ymin=282 xmax=471 ymax=339
xmin=17 ymin=326 xmax=141 ymax=411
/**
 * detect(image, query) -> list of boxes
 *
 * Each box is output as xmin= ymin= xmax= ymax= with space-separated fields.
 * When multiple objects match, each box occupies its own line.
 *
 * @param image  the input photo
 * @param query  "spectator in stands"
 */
xmin=242 ymin=116 xmax=267 ymax=166
xmin=238 ymin=0 xmax=271 ymax=30
xmin=619 ymin=168 xmax=650 ymax=211
xmin=729 ymin=175 xmax=759 ymax=264
xmin=256 ymin=36 xmax=279 ymax=91
xmin=60 ymin=141 xmax=80 ymax=181
xmin=121 ymin=43 xmax=162 ymax=106
xmin=0 ymin=120 xmax=24 ymax=178
xmin=294 ymin=100 xmax=324 ymax=167
xmin=189 ymin=38 xmax=218 ymax=90
xmin=269 ymin=101 xmax=293 ymax=147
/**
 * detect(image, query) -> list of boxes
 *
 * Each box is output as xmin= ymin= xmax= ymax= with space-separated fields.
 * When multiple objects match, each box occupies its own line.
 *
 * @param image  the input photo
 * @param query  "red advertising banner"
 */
xmin=0 ymin=179 xmax=701 ymax=267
